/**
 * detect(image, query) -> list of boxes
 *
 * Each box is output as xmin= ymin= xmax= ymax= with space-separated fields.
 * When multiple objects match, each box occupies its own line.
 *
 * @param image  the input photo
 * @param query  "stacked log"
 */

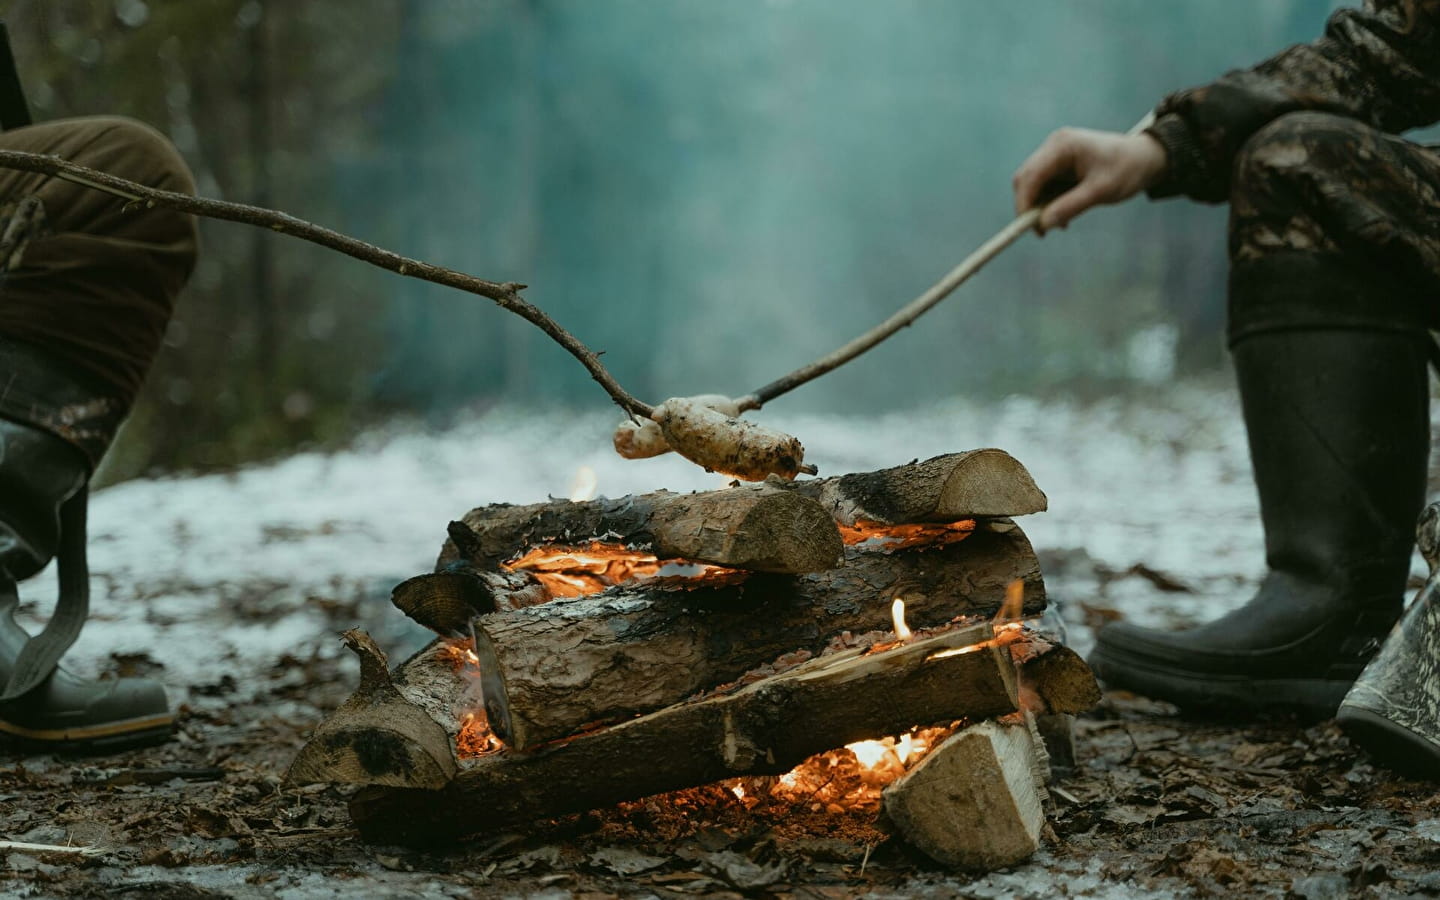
xmin=288 ymin=449 xmax=1096 ymax=861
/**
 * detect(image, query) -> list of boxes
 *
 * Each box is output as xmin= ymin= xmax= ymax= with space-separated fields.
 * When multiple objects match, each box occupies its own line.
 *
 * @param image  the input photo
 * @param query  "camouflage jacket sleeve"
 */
xmin=1147 ymin=0 xmax=1440 ymax=202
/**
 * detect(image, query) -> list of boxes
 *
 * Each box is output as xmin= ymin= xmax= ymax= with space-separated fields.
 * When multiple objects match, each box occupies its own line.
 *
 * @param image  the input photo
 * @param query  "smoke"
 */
xmin=353 ymin=0 xmax=1334 ymax=416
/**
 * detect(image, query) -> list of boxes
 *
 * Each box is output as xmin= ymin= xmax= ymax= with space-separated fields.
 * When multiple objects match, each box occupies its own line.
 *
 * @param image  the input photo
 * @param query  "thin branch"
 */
xmin=738 ymin=113 xmax=1155 ymax=410
xmin=0 ymin=150 xmax=653 ymax=418
xmin=739 ymin=208 xmax=1041 ymax=409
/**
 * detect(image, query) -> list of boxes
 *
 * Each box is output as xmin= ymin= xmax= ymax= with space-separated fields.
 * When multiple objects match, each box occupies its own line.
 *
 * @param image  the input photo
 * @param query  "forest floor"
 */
xmin=1 ymin=382 xmax=1439 ymax=899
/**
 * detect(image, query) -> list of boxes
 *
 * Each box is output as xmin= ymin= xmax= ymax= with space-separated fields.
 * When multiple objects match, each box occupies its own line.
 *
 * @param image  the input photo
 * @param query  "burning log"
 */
xmin=474 ymin=523 xmax=1044 ymax=750
xmin=348 ymin=623 xmax=1019 ymax=846
xmin=285 ymin=631 xmax=462 ymax=790
xmin=783 ymin=449 xmax=1047 ymax=525
xmin=882 ymin=714 xmax=1050 ymax=871
xmin=438 ymin=482 xmax=843 ymax=576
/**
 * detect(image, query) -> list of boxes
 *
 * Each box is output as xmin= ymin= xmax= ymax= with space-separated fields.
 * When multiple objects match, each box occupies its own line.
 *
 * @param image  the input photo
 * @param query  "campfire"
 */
xmin=289 ymin=449 xmax=1099 ymax=872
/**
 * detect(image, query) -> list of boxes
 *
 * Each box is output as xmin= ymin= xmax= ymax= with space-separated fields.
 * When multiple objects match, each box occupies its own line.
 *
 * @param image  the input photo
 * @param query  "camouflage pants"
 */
xmin=1227 ymin=111 xmax=1440 ymax=342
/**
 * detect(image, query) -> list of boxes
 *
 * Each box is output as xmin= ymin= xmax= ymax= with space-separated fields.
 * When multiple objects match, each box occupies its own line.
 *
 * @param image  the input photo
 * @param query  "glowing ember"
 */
xmin=436 ymin=639 xmax=505 ymax=760
xmin=730 ymin=724 xmax=959 ymax=813
xmin=436 ymin=640 xmax=480 ymax=670
xmin=890 ymin=597 xmax=913 ymax=642
xmin=501 ymin=541 xmax=735 ymax=598
xmin=926 ymin=621 xmax=1028 ymax=661
xmin=568 ymin=465 xmax=599 ymax=502
xmin=457 ymin=711 xmax=504 ymax=758
xmin=839 ymin=519 xmax=976 ymax=551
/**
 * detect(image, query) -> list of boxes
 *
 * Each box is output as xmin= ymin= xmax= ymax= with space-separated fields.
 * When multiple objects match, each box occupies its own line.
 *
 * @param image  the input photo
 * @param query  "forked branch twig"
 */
xmin=0 ymin=150 xmax=654 ymax=418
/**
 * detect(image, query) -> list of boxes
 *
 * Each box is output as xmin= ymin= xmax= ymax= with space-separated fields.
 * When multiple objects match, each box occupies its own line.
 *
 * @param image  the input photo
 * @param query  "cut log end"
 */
xmin=286 ymin=631 xmax=459 ymax=790
xmin=934 ymin=448 xmax=1048 ymax=519
xmin=883 ymin=715 xmax=1049 ymax=871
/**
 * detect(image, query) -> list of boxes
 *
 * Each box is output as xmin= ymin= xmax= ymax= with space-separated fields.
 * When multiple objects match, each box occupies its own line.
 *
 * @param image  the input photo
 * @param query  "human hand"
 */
xmin=1012 ymin=127 xmax=1168 ymax=233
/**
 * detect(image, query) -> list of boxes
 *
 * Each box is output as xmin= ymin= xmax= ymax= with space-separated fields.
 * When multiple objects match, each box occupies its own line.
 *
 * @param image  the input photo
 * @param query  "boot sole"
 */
xmin=1336 ymin=706 xmax=1440 ymax=780
xmin=1089 ymin=646 xmax=1349 ymax=720
xmin=0 ymin=711 xmax=174 ymax=754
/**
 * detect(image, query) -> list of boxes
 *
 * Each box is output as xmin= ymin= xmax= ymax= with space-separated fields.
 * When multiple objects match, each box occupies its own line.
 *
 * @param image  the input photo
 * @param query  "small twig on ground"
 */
xmin=0 ymin=150 xmax=653 ymax=418
xmin=0 ymin=839 xmax=103 ymax=856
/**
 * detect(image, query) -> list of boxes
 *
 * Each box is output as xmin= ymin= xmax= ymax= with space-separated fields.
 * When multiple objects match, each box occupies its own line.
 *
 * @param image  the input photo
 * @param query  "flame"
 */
xmin=732 ymin=724 xmax=957 ymax=813
xmin=436 ymin=639 xmax=505 ymax=760
xmin=457 ymin=711 xmax=504 ymax=757
xmin=994 ymin=578 xmax=1026 ymax=624
xmin=890 ymin=597 xmax=913 ymax=642
xmin=839 ymin=519 xmax=976 ymax=551
xmin=437 ymin=640 xmax=480 ymax=669
xmin=568 ymin=465 xmax=599 ymax=502
xmin=501 ymin=541 xmax=736 ymax=598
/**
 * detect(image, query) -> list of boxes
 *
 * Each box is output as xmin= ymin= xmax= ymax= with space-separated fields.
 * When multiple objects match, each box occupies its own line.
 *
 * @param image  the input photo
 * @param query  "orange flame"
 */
xmin=436 ymin=639 xmax=505 ymax=760
xmin=839 ymin=519 xmax=976 ymax=551
xmin=994 ymin=578 xmax=1026 ymax=625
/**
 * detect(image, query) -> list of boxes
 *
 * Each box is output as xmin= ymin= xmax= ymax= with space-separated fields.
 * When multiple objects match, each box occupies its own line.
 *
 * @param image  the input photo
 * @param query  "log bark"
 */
xmin=349 ymin=623 xmax=1018 ymax=846
xmin=783 ymin=449 xmax=1047 ymax=525
xmin=285 ymin=631 xmax=462 ymax=790
xmin=883 ymin=714 xmax=1050 ymax=871
xmin=475 ymin=521 xmax=1044 ymax=750
xmin=390 ymin=569 xmax=550 ymax=638
xmin=438 ymin=482 xmax=843 ymax=575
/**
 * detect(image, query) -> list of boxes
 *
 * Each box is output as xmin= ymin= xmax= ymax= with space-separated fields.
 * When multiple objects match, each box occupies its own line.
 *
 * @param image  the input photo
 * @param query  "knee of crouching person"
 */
xmin=84 ymin=116 xmax=197 ymax=197
xmin=1231 ymin=111 xmax=1369 ymax=201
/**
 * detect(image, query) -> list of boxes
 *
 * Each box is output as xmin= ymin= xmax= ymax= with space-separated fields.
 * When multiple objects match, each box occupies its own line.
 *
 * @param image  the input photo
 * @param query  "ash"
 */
xmin=3 ymin=382 xmax=1438 ymax=898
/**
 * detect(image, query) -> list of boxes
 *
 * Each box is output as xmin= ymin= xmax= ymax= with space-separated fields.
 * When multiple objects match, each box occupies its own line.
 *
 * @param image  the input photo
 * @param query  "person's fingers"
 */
xmin=1013 ymin=131 xmax=1076 ymax=215
xmin=1039 ymin=176 xmax=1113 ymax=231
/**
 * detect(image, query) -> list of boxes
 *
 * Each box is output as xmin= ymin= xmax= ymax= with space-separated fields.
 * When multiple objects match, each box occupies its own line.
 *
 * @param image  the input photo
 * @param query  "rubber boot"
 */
xmin=0 ymin=418 xmax=172 ymax=751
xmin=1337 ymin=503 xmax=1440 ymax=778
xmin=1089 ymin=260 xmax=1430 ymax=719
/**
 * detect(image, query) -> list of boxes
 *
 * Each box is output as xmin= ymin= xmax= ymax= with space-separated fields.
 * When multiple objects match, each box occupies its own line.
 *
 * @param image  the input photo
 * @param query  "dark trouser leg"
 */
xmin=1090 ymin=112 xmax=1440 ymax=720
xmin=0 ymin=117 xmax=196 ymax=751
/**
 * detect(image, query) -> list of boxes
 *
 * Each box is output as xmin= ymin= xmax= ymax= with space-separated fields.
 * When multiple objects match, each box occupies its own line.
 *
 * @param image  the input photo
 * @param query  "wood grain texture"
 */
xmin=285 ymin=631 xmax=460 ymax=790
xmin=476 ymin=522 xmax=1044 ymax=749
xmin=350 ymin=623 xmax=1018 ymax=846
xmin=438 ymin=483 xmax=843 ymax=576
xmin=782 ymin=450 xmax=1047 ymax=525
xmin=883 ymin=714 xmax=1049 ymax=871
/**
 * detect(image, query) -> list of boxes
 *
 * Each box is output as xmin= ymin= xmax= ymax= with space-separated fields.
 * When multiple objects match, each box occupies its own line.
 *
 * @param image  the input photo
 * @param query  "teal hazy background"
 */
xmin=9 ymin=0 xmax=1357 ymax=477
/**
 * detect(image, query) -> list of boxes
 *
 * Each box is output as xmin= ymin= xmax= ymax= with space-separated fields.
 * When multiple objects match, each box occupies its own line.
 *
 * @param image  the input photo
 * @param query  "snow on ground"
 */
xmin=17 ymin=379 xmax=1283 ymax=693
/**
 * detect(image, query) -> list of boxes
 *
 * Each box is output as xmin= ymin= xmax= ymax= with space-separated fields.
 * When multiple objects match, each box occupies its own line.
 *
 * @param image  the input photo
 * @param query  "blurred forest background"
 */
xmin=7 ymin=0 xmax=1357 ymax=481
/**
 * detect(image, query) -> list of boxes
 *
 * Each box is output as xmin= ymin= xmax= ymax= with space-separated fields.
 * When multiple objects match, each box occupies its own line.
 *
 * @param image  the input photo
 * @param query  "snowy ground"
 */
xmin=53 ymin=380 xmax=1271 ymax=690
xmin=4 ymin=381 xmax=1439 ymax=898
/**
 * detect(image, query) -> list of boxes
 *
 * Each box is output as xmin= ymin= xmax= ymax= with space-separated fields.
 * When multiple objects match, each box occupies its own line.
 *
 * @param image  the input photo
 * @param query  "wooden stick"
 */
xmin=0 ymin=150 xmax=653 ymax=418
xmin=739 ymin=209 xmax=1041 ymax=409
xmin=739 ymin=114 xmax=1155 ymax=410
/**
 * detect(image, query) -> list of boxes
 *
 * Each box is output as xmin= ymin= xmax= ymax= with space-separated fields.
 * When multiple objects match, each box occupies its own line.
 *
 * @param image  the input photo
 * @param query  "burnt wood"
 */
xmin=437 ymin=482 xmax=844 ymax=576
xmin=349 ymin=623 xmax=1018 ymax=846
xmin=475 ymin=521 xmax=1045 ymax=750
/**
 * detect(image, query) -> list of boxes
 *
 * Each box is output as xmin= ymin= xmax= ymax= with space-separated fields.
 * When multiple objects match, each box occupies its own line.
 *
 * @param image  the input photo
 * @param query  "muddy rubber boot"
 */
xmin=1089 ymin=257 xmax=1430 ymax=719
xmin=0 ymin=418 xmax=172 ymax=752
xmin=1337 ymin=504 xmax=1440 ymax=778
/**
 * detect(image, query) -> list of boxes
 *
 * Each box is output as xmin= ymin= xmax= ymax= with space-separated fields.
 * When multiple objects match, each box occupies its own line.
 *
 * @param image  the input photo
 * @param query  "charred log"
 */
xmin=349 ymin=623 xmax=1018 ymax=846
xmin=475 ymin=522 xmax=1045 ymax=750
xmin=438 ymin=482 xmax=843 ymax=576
